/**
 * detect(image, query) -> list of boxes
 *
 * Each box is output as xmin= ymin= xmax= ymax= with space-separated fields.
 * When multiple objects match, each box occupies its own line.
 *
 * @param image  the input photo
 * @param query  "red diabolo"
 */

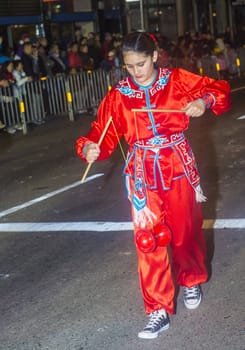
xmin=154 ymin=223 xmax=172 ymax=246
xmin=135 ymin=230 xmax=157 ymax=253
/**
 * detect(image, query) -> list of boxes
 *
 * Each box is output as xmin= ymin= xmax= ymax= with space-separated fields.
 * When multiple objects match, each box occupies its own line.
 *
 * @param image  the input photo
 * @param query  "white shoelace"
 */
xmin=184 ymin=286 xmax=199 ymax=299
xmin=145 ymin=310 xmax=166 ymax=329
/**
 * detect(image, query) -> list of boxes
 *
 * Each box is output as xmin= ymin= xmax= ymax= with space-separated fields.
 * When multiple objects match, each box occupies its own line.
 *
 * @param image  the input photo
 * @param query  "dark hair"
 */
xmin=122 ymin=32 xmax=156 ymax=57
xmin=13 ymin=59 xmax=22 ymax=69
xmin=0 ymin=60 xmax=13 ymax=73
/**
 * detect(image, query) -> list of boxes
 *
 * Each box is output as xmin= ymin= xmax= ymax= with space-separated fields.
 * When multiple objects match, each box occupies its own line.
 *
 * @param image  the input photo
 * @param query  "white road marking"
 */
xmin=0 ymin=222 xmax=133 ymax=232
xmin=0 ymin=219 xmax=244 ymax=232
xmin=0 ymin=173 xmax=104 ymax=219
xmin=237 ymin=115 xmax=245 ymax=120
xmin=202 ymin=219 xmax=245 ymax=229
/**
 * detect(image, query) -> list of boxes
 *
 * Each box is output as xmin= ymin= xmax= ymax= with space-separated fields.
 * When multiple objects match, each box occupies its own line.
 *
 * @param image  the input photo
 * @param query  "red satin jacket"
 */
xmin=76 ymin=67 xmax=231 ymax=206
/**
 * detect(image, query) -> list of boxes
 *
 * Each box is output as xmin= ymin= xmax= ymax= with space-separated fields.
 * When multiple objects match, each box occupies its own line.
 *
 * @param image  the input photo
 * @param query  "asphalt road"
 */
xmin=0 ymin=78 xmax=244 ymax=350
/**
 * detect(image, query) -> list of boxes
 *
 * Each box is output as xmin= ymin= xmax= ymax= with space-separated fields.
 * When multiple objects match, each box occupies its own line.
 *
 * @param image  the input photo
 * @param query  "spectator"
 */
xmin=112 ymin=35 xmax=122 ymax=62
xmin=48 ymin=44 xmax=67 ymax=76
xmin=20 ymin=43 xmax=45 ymax=125
xmin=67 ymin=42 xmax=82 ymax=73
xmin=0 ymin=60 xmax=15 ymax=84
xmin=13 ymin=59 xmax=32 ymax=95
xmin=0 ymin=77 xmax=8 ymax=129
xmin=215 ymin=37 xmax=226 ymax=53
xmin=79 ymin=36 xmax=88 ymax=46
xmin=87 ymin=32 xmax=103 ymax=70
xmin=0 ymin=35 xmax=3 ymax=54
xmin=38 ymin=37 xmax=54 ymax=77
xmin=0 ymin=36 xmax=11 ymax=66
xmin=38 ymin=37 xmax=49 ymax=52
xmin=101 ymin=32 xmax=114 ymax=59
xmin=31 ymin=44 xmax=47 ymax=79
xmin=0 ymin=61 xmax=19 ymax=133
xmin=12 ymin=59 xmax=33 ymax=130
xmin=79 ymin=44 xmax=94 ymax=71
xmin=213 ymin=37 xmax=230 ymax=79
xmin=156 ymin=39 xmax=170 ymax=68
xmin=74 ymin=26 xmax=82 ymax=43
xmin=94 ymin=33 xmax=102 ymax=49
xmin=21 ymin=42 xmax=36 ymax=79
xmin=100 ymin=49 xmax=120 ymax=72
xmin=224 ymin=26 xmax=232 ymax=46
xmin=16 ymin=33 xmax=31 ymax=59
xmin=100 ymin=49 xmax=121 ymax=83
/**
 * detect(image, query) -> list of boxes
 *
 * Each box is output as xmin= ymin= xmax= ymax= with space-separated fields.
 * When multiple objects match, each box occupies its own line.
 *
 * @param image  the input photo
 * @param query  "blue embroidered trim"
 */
xmin=132 ymin=192 xmax=146 ymax=210
xmin=116 ymin=68 xmax=172 ymax=98
xmin=202 ymin=93 xmax=216 ymax=109
xmin=156 ymin=74 xmax=170 ymax=88
xmin=117 ymin=86 xmax=135 ymax=97
xmin=121 ymin=86 xmax=132 ymax=95
xmin=146 ymin=136 xmax=170 ymax=146
xmin=144 ymin=89 xmax=159 ymax=135
xmin=150 ymin=69 xmax=171 ymax=95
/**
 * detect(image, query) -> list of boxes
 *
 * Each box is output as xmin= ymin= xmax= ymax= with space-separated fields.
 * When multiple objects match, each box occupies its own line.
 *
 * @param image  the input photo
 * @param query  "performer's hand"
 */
xmin=133 ymin=206 xmax=157 ymax=228
xmin=184 ymin=99 xmax=206 ymax=117
xmin=195 ymin=185 xmax=207 ymax=203
xmin=83 ymin=142 xmax=101 ymax=163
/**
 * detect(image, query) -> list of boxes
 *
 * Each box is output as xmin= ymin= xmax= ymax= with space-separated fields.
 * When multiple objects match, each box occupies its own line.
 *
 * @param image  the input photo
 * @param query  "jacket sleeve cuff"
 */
xmin=201 ymin=93 xmax=216 ymax=109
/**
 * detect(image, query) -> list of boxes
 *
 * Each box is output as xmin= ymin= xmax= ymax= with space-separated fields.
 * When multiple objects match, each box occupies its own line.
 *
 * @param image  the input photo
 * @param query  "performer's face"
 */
xmin=123 ymin=51 xmax=158 ymax=86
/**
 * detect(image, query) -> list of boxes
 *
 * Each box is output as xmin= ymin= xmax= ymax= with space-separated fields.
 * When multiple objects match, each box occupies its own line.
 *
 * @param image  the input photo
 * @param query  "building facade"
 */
xmin=0 ymin=0 xmax=244 ymax=47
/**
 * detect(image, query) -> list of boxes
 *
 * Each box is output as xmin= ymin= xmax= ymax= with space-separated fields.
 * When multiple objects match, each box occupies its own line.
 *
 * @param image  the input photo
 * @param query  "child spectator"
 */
xmin=13 ymin=59 xmax=32 ymax=95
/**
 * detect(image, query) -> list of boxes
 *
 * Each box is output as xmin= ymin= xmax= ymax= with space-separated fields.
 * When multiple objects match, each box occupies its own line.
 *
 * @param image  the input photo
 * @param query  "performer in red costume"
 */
xmin=76 ymin=32 xmax=231 ymax=339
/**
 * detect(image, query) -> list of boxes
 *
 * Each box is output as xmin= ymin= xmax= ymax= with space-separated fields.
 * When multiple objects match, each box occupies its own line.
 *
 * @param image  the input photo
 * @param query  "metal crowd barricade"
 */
xmin=0 ymin=86 xmax=20 ymax=129
xmin=25 ymin=79 xmax=46 ymax=124
xmin=40 ymin=75 xmax=68 ymax=118
xmin=198 ymin=48 xmax=244 ymax=80
xmin=0 ymin=76 xmax=71 ymax=134
xmin=237 ymin=47 xmax=245 ymax=76
xmin=0 ymin=80 xmax=47 ymax=135
xmin=198 ymin=55 xmax=219 ymax=79
xmin=67 ymin=69 xmax=109 ymax=114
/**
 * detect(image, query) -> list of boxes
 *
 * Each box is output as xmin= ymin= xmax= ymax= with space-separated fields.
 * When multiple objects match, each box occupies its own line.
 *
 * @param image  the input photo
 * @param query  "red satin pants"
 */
xmin=132 ymin=176 xmax=208 ymax=315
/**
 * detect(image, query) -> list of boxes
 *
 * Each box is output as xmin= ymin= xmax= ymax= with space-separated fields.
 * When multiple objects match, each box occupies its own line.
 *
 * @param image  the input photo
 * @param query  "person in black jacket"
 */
xmin=21 ymin=42 xmax=45 ymax=124
xmin=48 ymin=44 xmax=67 ymax=76
xmin=21 ymin=42 xmax=35 ymax=78
xmin=22 ymin=42 xmax=46 ymax=80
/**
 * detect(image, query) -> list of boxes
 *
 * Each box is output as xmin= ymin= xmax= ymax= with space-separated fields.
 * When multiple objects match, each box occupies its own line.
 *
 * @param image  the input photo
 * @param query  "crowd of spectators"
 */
xmin=0 ymin=29 xmax=244 ymax=134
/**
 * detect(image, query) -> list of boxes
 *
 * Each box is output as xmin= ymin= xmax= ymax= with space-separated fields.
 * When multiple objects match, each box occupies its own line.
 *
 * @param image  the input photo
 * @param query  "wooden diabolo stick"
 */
xmin=81 ymin=116 xmax=113 ymax=183
xmin=131 ymin=108 xmax=184 ymax=113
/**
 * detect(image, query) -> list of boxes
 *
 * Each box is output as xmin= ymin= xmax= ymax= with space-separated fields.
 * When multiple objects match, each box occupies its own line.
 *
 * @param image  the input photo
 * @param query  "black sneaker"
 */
xmin=183 ymin=285 xmax=202 ymax=310
xmin=138 ymin=309 xmax=170 ymax=339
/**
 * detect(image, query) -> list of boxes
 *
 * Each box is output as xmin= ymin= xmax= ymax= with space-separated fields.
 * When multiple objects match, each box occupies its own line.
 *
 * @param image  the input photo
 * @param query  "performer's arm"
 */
xmin=76 ymin=89 xmax=123 ymax=162
xmin=175 ymin=68 xmax=231 ymax=116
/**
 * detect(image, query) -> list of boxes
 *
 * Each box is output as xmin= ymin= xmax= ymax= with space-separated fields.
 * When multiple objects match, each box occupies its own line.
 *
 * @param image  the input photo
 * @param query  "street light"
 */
xmin=125 ymin=0 xmax=145 ymax=31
